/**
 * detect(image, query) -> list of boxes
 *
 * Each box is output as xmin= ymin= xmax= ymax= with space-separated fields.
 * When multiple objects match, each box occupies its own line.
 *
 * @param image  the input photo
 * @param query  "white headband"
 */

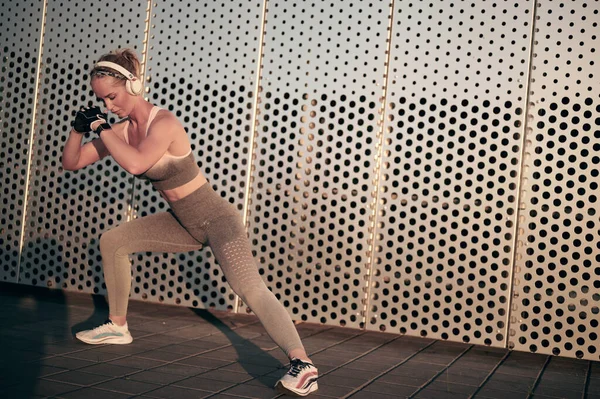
xmin=94 ymin=61 xmax=137 ymax=80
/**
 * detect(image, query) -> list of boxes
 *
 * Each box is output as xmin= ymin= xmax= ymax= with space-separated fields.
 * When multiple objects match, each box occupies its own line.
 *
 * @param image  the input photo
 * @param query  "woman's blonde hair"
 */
xmin=90 ymin=48 xmax=141 ymax=82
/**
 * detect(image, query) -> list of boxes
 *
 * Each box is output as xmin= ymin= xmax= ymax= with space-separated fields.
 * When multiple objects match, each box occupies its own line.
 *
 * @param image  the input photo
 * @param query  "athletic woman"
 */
xmin=62 ymin=49 xmax=318 ymax=396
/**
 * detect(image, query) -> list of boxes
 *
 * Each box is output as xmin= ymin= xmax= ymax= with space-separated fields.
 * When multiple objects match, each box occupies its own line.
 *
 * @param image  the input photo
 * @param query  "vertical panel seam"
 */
xmin=17 ymin=0 xmax=48 ymax=283
xmin=363 ymin=0 xmax=396 ymax=330
xmin=127 ymin=0 xmax=155 ymax=223
xmin=238 ymin=0 xmax=269 ymax=313
xmin=504 ymin=0 xmax=539 ymax=349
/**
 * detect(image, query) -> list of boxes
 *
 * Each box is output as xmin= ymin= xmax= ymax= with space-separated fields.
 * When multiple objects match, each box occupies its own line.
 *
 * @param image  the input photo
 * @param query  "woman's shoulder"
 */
xmin=151 ymin=108 xmax=184 ymax=130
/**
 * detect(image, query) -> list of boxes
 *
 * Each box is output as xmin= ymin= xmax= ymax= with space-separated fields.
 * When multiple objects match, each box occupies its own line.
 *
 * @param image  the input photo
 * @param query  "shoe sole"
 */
xmin=275 ymin=381 xmax=318 ymax=397
xmin=76 ymin=334 xmax=133 ymax=345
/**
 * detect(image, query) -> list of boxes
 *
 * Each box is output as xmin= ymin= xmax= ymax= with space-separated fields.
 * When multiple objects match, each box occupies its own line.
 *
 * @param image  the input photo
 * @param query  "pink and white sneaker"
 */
xmin=275 ymin=358 xmax=319 ymax=396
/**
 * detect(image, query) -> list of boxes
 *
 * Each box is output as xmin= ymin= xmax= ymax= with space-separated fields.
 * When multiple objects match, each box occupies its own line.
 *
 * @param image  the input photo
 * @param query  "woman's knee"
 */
xmin=99 ymin=227 xmax=127 ymax=256
xmin=232 ymin=278 xmax=271 ymax=306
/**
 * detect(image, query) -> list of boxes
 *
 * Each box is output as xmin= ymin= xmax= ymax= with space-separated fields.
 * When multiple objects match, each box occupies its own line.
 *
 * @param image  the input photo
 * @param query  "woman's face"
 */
xmin=91 ymin=76 xmax=134 ymax=118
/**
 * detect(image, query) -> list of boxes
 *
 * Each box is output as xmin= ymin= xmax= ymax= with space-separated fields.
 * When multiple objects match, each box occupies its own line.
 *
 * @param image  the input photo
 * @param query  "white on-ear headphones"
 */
xmin=94 ymin=61 xmax=144 ymax=96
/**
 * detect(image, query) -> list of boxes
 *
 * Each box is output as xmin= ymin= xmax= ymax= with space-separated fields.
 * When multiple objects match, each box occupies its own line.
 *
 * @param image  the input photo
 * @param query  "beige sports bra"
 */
xmin=124 ymin=106 xmax=200 ymax=190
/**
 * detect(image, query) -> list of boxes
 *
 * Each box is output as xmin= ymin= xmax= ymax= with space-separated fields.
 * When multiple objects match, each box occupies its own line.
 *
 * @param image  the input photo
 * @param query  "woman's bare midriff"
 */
xmin=158 ymin=173 xmax=208 ymax=202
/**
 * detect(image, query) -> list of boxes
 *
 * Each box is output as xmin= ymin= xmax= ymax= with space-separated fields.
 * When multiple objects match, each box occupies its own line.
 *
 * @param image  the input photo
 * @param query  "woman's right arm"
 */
xmin=61 ymin=128 xmax=110 ymax=171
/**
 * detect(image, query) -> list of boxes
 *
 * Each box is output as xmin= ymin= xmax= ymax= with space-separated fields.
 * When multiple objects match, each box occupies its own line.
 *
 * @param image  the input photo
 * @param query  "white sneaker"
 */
xmin=76 ymin=319 xmax=133 ymax=345
xmin=275 ymin=358 xmax=319 ymax=396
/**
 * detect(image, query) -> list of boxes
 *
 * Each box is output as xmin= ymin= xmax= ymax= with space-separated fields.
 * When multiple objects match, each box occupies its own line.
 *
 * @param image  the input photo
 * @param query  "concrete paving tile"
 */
xmin=140 ymin=385 xmax=212 ymax=399
xmin=495 ymin=362 xmax=545 ymax=378
xmin=38 ymin=365 xmax=70 ymax=377
xmin=388 ymin=364 xmax=441 ymax=379
xmin=134 ymin=319 xmax=195 ymax=333
xmin=222 ymin=383 xmax=280 ymax=398
xmin=544 ymin=358 xmax=589 ymax=374
xmin=245 ymin=374 xmax=280 ymax=388
xmin=452 ymin=358 xmax=501 ymax=371
xmin=344 ymin=359 xmax=399 ymax=373
xmin=135 ymin=349 xmax=192 ymax=362
xmin=158 ymin=342 xmax=216 ymax=355
xmin=348 ymin=390 xmax=409 ymax=399
xmin=64 ymin=350 xmax=126 ymax=363
xmin=176 ymin=339 xmax=227 ymax=350
xmin=444 ymin=365 xmax=491 ymax=379
xmin=44 ymin=370 xmax=113 ymax=386
xmin=78 ymin=362 xmax=141 ymax=377
xmin=38 ymin=356 xmax=96 ymax=370
xmin=200 ymin=369 xmax=253 ymax=383
xmin=400 ymin=360 xmax=448 ymax=373
xmin=467 ymin=347 xmax=507 ymax=356
xmin=328 ymin=366 xmax=380 ymax=380
xmin=414 ymin=387 xmax=472 ymax=399
xmin=536 ymin=373 xmax=585 ymax=391
xmin=42 ymin=343 xmax=89 ymax=356
xmin=378 ymin=372 xmax=431 ymax=387
xmin=530 ymin=396 xmax=576 ymax=399
xmin=94 ymin=378 xmax=161 ymax=395
xmin=174 ymin=376 xmax=236 ymax=392
xmin=482 ymin=373 xmax=536 ymax=393
xmin=107 ymin=355 xmax=168 ymax=370
xmin=199 ymin=348 xmax=241 ymax=361
xmin=59 ymin=387 xmax=134 ymax=399
xmin=317 ymin=374 xmax=369 ymax=388
xmin=195 ymin=334 xmax=233 ymax=345
xmin=312 ymin=383 xmax=356 ymax=397
xmin=412 ymin=346 xmax=468 ymax=366
xmin=363 ymin=381 xmax=417 ymax=397
xmin=588 ymin=380 xmax=600 ymax=395
xmin=151 ymin=362 xmax=208 ymax=377
xmin=359 ymin=352 xmax=414 ymax=366
xmin=3 ymin=379 xmax=80 ymax=397
xmin=427 ymin=381 xmax=478 ymax=395
xmin=477 ymin=386 xmax=530 ymax=399
xmin=135 ymin=334 xmax=190 ymax=346
xmin=312 ymin=348 xmax=361 ymax=362
xmin=221 ymin=361 xmax=279 ymax=376
xmin=127 ymin=370 xmax=189 ymax=385
xmin=161 ymin=326 xmax=223 ymax=339
xmin=177 ymin=355 xmax=234 ymax=369
xmin=533 ymin=386 xmax=584 ymax=399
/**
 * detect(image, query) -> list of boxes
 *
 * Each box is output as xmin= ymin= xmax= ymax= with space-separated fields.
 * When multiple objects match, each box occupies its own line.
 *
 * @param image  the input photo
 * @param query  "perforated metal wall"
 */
xmin=2 ymin=0 xmax=600 ymax=361
xmin=130 ymin=0 xmax=265 ymax=310
xmin=18 ymin=1 xmax=148 ymax=290
xmin=0 ymin=1 xmax=44 ymax=282
xmin=368 ymin=1 xmax=534 ymax=347
xmin=510 ymin=1 xmax=600 ymax=360
xmin=247 ymin=0 xmax=391 ymax=327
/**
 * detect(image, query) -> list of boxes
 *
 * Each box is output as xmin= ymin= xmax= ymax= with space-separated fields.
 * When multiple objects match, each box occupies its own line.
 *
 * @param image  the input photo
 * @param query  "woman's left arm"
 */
xmin=97 ymin=116 xmax=175 ymax=175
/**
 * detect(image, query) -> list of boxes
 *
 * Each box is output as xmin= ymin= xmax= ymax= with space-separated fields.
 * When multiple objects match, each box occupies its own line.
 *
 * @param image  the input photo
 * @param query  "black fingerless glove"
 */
xmin=72 ymin=106 xmax=106 ymax=133
xmin=93 ymin=121 xmax=112 ymax=135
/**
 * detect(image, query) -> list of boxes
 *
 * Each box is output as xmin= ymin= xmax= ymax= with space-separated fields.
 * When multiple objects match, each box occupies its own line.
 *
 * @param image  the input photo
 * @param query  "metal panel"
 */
xmin=131 ymin=0 xmax=265 ymax=310
xmin=19 ymin=0 xmax=148 ymax=290
xmin=369 ymin=0 xmax=534 ymax=346
xmin=510 ymin=1 xmax=600 ymax=360
xmin=0 ymin=0 xmax=44 ymax=282
xmin=248 ymin=0 xmax=391 ymax=327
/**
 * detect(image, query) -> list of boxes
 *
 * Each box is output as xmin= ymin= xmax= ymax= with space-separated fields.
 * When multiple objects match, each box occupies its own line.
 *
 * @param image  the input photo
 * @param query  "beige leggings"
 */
xmin=99 ymin=184 xmax=304 ymax=356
